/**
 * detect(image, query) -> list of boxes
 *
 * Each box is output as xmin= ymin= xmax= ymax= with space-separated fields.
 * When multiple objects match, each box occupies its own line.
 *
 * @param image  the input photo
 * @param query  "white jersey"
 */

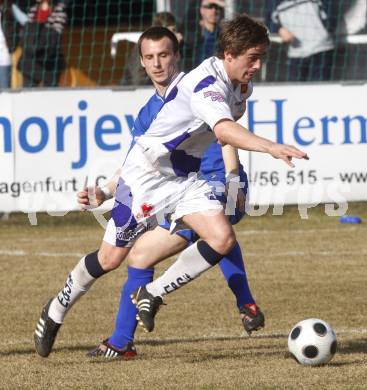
xmin=106 ymin=57 xmax=253 ymax=247
xmin=135 ymin=56 xmax=253 ymax=178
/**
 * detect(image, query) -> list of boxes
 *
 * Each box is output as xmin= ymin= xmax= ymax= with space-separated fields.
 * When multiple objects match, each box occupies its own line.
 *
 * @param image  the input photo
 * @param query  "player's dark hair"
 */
xmin=138 ymin=26 xmax=179 ymax=56
xmin=217 ymin=14 xmax=270 ymax=59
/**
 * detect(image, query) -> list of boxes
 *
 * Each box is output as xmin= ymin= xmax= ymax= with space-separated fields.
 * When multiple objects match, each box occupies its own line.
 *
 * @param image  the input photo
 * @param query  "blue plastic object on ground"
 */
xmin=339 ymin=216 xmax=362 ymax=224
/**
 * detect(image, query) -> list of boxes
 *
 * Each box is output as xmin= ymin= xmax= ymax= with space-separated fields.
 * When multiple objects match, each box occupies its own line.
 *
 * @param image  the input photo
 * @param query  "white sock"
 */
xmin=48 ymin=257 xmax=96 ymax=324
xmin=146 ymin=241 xmax=223 ymax=297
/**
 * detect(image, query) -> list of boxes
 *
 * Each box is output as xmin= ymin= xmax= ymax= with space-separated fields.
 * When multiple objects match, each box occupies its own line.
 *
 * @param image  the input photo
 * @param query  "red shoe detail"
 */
xmin=244 ymin=304 xmax=257 ymax=315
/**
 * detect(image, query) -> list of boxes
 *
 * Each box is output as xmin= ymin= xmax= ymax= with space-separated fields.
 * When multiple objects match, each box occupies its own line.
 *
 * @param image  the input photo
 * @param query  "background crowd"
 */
xmin=0 ymin=0 xmax=366 ymax=89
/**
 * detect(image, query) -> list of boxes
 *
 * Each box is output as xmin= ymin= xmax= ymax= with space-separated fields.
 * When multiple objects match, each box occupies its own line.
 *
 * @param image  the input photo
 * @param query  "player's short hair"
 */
xmin=217 ymin=14 xmax=270 ymax=59
xmin=138 ymin=26 xmax=179 ymax=57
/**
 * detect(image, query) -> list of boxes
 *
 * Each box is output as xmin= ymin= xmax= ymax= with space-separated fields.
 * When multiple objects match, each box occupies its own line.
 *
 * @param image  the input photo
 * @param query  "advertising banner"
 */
xmin=1 ymin=88 xmax=152 ymax=212
xmin=1 ymin=84 xmax=366 ymax=213
xmin=239 ymin=84 xmax=367 ymax=209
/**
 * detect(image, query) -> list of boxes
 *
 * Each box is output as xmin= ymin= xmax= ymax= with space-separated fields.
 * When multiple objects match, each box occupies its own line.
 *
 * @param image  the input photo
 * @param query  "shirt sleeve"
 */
xmin=190 ymin=76 xmax=234 ymax=130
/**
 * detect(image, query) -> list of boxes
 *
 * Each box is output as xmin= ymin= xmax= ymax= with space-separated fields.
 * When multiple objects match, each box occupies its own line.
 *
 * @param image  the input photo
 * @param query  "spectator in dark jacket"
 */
xmin=17 ymin=0 xmax=67 ymax=87
xmin=181 ymin=0 xmax=224 ymax=72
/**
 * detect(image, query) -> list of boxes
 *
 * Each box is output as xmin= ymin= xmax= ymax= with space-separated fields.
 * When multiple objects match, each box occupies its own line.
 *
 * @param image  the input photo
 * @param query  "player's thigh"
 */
xmin=127 ymin=226 xmax=188 ymax=269
xmin=98 ymin=240 xmax=130 ymax=271
xmin=181 ymin=210 xmax=236 ymax=254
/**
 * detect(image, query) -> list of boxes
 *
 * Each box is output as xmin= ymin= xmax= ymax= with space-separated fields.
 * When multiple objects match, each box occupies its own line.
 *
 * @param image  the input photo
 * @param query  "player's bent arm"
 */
xmin=102 ymin=168 xmax=121 ymax=197
xmin=222 ymin=144 xmax=239 ymax=177
xmin=77 ymin=169 xmax=121 ymax=209
xmin=214 ymin=119 xmax=309 ymax=167
xmin=221 ymin=143 xmax=246 ymax=213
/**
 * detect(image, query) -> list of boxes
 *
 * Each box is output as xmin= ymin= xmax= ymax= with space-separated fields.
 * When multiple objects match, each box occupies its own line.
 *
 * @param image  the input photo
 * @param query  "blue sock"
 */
xmin=108 ymin=266 xmax=154 ymax=349
xmin=219 ymin=241 xmax=255 ymax=309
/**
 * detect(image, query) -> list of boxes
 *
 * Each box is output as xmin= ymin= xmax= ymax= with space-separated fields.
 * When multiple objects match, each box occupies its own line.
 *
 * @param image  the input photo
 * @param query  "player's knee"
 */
xmin=97 ymin=248 xmax=124 ymax=271
xmin=209 ymin=231 xmax=236 ymax=255
xmin=127 ymin=247 xmax=147 ymax=268
xmin=220 ymin=231 xmax=236 ymax=254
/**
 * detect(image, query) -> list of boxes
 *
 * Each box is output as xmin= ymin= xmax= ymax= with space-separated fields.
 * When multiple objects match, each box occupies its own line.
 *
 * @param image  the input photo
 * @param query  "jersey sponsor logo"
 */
xmin=163 ymin=273 xmax=193 ymax=294
xmin=203 ymin=91 xmax=225 ymax=102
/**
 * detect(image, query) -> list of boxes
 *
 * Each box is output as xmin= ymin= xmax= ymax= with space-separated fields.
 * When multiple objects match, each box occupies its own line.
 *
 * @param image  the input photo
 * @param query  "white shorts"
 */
xmin=103 ymin=143 xmax=222 ymax=248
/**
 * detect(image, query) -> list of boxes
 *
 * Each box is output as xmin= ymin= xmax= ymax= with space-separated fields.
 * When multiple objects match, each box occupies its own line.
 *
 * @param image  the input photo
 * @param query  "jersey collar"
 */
xmin=155 ymin=72 xmax=185 ymax=100
xmin=213 ymin=57 xmax=232 ymax=88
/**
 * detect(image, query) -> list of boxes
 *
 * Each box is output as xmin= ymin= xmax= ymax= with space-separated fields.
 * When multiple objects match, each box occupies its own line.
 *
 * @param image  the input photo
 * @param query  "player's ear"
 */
xmin=224 ymin=50 xmax=233 ymax=62
xmin=140 ymin=57 xmax=146 ymax=68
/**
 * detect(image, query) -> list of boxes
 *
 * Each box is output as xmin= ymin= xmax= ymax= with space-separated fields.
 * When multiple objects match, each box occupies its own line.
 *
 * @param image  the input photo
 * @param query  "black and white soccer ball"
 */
xmin=288 ymin=318 xmax=337 ymax=366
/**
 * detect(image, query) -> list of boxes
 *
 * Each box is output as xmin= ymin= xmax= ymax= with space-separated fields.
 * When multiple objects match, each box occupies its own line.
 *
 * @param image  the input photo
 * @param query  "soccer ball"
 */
xmin=288 ymin=318 xmax=337 ymax=366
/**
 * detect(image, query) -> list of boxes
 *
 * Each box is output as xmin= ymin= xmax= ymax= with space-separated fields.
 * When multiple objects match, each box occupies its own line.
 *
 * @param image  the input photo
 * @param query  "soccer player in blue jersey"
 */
xmin=34 ymin=17 xmax=308 ymax=358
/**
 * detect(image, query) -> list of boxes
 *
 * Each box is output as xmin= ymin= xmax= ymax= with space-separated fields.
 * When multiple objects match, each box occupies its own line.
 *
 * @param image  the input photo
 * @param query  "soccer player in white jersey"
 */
xmin=129 ymin=15 xmax=308 ymax=332
xmin=34 ymin=16 xmax=308 ymax=357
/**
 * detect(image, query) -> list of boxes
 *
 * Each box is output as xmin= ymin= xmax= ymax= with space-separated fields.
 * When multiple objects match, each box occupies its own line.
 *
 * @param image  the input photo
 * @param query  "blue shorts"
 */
xmin=159 ymin=170 xmax=248 ymax=242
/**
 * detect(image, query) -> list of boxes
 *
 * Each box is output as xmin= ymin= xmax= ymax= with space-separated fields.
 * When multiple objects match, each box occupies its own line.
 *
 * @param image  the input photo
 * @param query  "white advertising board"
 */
xmin=238 ymin=84 xmax=367 ymax=208
xmin=0 ymin=84 xmax=366 ymax=213
xmin=1 ymin=88 xmax=152 ymax=212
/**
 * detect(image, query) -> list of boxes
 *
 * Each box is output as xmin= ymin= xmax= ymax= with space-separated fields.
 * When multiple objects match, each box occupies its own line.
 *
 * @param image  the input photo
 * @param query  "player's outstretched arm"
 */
xmin=77 ymin=169 xmax=121 ymax=210
xmin=214 ymin=119 xmax=309 ymax=167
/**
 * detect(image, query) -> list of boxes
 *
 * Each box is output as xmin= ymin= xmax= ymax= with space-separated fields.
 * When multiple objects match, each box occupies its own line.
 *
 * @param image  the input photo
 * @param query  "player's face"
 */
xmin=224 ymin=43 xmax=268 ymax=85
xmin=140 ymin=37 xmax=180 ymax=90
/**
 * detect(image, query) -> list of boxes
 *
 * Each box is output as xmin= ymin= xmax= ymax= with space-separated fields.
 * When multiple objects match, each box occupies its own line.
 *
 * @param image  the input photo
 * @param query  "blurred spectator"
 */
xmin=269 ymin=0 xmax=335 ymax=81
xmin=17 ymin=0 xmax=67 ymax=87
xmin=181 ymin=0 xmax=224 ymax=72
xmin=121 ymin=11 xmax=183 ymax=86
xmin=335 ymin=0 xmax=367 ymax=35
xmin=152 ymin=11 xmax=183 ymax=44
xmin=331 ymin=0 xmax=367 ymax=80
xmin=0 ymin=0 xmax=19 ymax=89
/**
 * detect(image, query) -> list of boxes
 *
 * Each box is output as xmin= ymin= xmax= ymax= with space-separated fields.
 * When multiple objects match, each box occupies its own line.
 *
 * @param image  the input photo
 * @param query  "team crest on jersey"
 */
xmin=141 ymin=203 xmax=154 ymax=217
xmin=241 ymin=84 xmax=248 ymax=94
xmin=203 ymin=91 xmax=225 ymax=102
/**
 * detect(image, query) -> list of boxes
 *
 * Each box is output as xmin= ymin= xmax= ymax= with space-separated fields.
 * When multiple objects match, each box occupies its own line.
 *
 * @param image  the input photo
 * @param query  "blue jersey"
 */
xmin=133 ymin=93 xmax=164 ymax=137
